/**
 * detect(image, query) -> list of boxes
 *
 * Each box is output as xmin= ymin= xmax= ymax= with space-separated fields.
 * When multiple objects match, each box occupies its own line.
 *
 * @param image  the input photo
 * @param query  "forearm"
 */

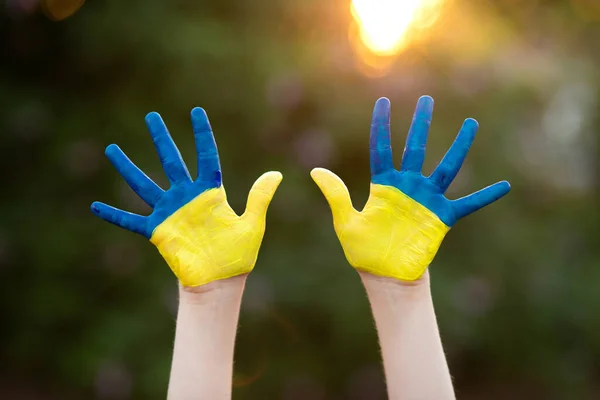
xmin=168 ymin=275 xmax=247 ymax=400
xmin=360 ymin=271 xmax=454 ymax=400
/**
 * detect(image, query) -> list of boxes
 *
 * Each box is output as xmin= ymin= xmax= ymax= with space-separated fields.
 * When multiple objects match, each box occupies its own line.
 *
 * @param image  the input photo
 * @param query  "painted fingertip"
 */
xmin=310 ymin=168 xmax=338 ymax=187
xmin=463 ymin=118 xmax=479 ymax=130
xmin=191 ymin=107 xmax=208 ymax=119
xmin=90 ymin=202 xmax=101 ymax=214
xmin=374 ymin=97 xmax=390 ymax=114
xmin=272 ymin=171 xmax=283 ymax=181
xmin=375 ymin=97 xmax=391 ymax=107
xmin=417 ymin=95 xmax=434 ymax=111
xmin=490 ymin=180 xmax=512 ymax=201
xmin=310 ymin=167 xmax=326 ymax=179
xmin=373 ymin=97 xmax=391 ymax=118
xmin=144 ymin=111 xmax=163 ymax=126
xmin=263 ymin=170 xmax=283 ymax=184
xmin=104 ymin=143 xmax=120 ymax=157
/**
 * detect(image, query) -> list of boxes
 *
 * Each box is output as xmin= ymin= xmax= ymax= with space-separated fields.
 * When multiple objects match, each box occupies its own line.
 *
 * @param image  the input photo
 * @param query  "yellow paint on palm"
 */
xmin=150 ymin=171 xmax=282 ymax=287
xmin=347 ymin=184 xmax=449 ymax=280
xmin=311 ymin=168 xmax=449 ymax=281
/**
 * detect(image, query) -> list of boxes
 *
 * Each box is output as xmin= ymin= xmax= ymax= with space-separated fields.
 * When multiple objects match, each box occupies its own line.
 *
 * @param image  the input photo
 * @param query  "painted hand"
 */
xmin=311 ymin=96 xmax=510 ymax=281
xmin=91 ymin=108 xmax=282 ymax=287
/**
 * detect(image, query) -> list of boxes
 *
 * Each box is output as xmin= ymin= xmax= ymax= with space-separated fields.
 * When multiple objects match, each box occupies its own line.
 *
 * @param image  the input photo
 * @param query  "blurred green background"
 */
xmin=1 ymin=0 xmax=600 ymax=398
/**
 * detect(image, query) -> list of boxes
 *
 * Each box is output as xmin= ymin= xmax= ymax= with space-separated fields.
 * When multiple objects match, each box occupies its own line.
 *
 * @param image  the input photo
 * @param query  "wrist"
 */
xmin=178 ymin=274 xmax=247 ymax=305
xmin=359 ymin=269 xmax=431 ymax=296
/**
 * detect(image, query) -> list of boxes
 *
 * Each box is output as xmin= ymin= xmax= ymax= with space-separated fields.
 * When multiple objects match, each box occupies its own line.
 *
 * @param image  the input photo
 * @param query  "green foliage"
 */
xmin=1 ymin=0 xmax=599 ymax=398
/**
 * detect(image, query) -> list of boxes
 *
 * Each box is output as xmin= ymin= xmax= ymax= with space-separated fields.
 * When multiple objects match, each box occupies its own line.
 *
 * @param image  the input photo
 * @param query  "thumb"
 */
xmin=243 ymin=171 xmax=283 ymax=218
xmin=310 ymin=168 xmax=355 ymax=225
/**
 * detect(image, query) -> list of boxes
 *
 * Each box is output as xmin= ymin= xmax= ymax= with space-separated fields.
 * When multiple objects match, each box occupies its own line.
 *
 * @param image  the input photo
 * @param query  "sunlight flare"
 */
xmin=351 ymin=0 xmax=444 ymax=56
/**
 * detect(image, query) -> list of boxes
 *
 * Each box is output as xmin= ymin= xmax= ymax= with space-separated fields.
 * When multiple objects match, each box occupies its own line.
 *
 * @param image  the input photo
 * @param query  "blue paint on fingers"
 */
xmin=92 ymin=108 xmax=224 ymax=237
xmin=370 ymin=96 xmax=510 ymax=226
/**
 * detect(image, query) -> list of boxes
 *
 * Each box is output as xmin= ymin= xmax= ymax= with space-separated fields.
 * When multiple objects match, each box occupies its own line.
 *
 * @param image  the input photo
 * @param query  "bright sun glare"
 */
xmin=351 ymin=0 xmax=442 ymax=56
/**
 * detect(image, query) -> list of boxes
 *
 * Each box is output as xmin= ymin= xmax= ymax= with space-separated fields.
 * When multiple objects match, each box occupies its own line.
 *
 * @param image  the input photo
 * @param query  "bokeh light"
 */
xmin=350 ymin=0 xmax=445 ymax=56
xmin=41 ymin=0 xmax=85 ymax=21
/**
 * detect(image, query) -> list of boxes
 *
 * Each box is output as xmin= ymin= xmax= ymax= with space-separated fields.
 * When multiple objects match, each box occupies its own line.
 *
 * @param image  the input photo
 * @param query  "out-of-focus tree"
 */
xmin=0 ymin=0 xmax=599 ymax=398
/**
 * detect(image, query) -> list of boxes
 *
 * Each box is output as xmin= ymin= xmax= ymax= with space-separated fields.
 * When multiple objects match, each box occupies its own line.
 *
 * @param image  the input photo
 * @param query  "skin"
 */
xmin=91 ymin=109 xmax=281 ymax=399
xmin=312 ymin=96 xmax=510 ymax=399
xmin=168 ymin=270 xmax=454 ymax=400
xmin=168 ymin=275 xmax=247 ymax=400
xmin=360 ymin=271 xmax=455 ymax=400
xmin=94 ymin=98 xmax=507 ymax=399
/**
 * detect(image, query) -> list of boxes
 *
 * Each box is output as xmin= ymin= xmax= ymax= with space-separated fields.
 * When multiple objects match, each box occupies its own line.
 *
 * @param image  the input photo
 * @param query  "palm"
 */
xmin=146 ymin=179 xmax=222 ymax=235
xmin=148 ymin=188 xmax=263 ymax=283
xmin=375 ymin=169 xmax=454 ymax=223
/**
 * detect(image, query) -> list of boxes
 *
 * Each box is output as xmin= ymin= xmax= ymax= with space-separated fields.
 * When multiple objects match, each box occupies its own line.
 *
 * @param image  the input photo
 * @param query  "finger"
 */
xmin=145 ymin=112 xmax=192 ymax=185
xmin=429 ymin=118 xmax=478 ymax=191
xmin=243 ymin=171 xmax=283 ymax=218
xmin=191 ymin=107 xmax=222 ymax=186
xmin=90 ymin=202 xmax=149 ymax=237
xmin=310 ymin=168 xmax=355 ymax=225
xmin=105 ymin=144 xmax=164 ymax=207
xmin=400 ymin=95 xmax=434 ymax=172
xmin=370 ymin=97 xmax=394 ymax=177
xmin=452 ymin=181 xmax=511 ymax=220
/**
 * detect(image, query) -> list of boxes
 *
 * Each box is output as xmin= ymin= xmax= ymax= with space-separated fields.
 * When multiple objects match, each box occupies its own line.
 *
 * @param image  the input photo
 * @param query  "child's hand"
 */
xmin=312 ymin=96 xmax=509 ymax=281
xmin=92 ymin=108 xmax=282 ymax=287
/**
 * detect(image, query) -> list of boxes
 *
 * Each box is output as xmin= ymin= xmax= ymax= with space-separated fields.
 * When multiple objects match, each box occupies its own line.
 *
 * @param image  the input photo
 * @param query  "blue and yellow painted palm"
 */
xmin=311 ymin=96 xmax=510 ymax=281
xmin=91 ymin=108 xmax=282 ymax=287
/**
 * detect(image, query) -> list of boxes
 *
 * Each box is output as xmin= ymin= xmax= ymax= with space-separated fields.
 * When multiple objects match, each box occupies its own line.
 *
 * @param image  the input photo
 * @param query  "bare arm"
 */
xmin=90 ymin=109 xmax=282 ymax=399
xmin=360 ymin=271 xmax=454 ymax=400
xmin=168 ymin=275 xmax=246 ymax=400
xmin=311 ymin=96 xmax=509 ymax=400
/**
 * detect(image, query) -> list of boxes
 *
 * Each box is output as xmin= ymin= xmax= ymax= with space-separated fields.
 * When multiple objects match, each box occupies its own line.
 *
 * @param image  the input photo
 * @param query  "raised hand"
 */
xmin=91 ymin=108 xmax=282 ymax=287
xmin=311 ymin=96 xmax=510 ymax=281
